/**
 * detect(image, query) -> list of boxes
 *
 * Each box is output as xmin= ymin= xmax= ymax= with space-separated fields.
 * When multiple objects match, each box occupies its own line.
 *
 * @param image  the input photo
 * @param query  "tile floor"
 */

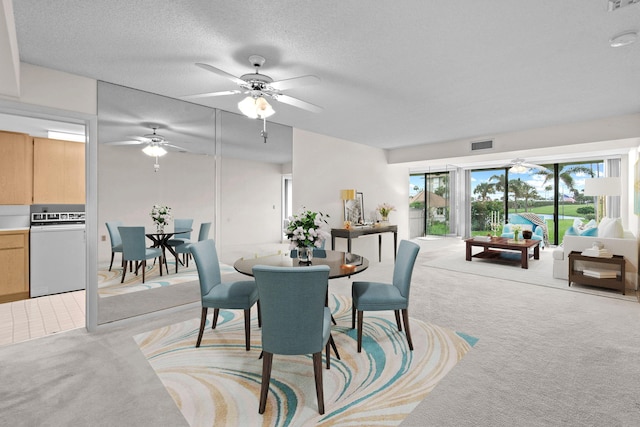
xmin=0 ymin=290 xmax=85 ymax=347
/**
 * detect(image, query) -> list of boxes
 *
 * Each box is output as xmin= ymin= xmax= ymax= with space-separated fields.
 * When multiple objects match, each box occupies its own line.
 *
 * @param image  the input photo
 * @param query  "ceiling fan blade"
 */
xmin=269 ymin=75 xmax=320 ymax=91
xmin=272 ymin=93 xmax=323 ymax=113
xmin=522 ymin=162 xmax=551 ymax=171
xmin=102 ymin=137 xmax=146 ymax=146
xmin=195 ymin=63 xmax=246 ymax=86
xmin=181 ymin=90 xmax=242 ymax=100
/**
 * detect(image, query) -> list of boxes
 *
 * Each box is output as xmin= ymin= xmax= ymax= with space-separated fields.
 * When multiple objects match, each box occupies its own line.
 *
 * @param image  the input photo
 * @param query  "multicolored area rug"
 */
xmin=98 ymin=261 xmax=235 ymax=297
xmin=134 ymin=295 xmax=477 ymax=426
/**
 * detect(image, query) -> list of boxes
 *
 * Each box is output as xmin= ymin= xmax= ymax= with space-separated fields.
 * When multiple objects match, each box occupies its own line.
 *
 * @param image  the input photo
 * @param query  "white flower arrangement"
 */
xmin=286 ymin=208 xmax=331 ymax=249
xmin=150 ymin=205 xmax=172 ymax=226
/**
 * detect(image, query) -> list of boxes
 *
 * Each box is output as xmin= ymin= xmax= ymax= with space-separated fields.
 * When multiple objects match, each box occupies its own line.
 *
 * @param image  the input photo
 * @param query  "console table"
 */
xmin=568 ymin=251 xmax=625 ymax=295
xmin=331 ymin=225 xmax=398 ymax=262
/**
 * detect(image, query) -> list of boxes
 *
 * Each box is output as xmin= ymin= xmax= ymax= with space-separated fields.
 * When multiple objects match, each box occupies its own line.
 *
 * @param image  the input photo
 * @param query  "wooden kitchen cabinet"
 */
xmin=0 ymin=229 xmax=29 ymax=303
xmin=0 ymin=130 xmax=33 ymax=205
xmin=33 ymin=137 xmax=85 ymax=204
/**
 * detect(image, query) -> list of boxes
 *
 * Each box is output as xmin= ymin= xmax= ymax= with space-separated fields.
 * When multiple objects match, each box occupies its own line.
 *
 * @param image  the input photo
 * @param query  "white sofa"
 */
xmin=553 ymin=231 xmax=639 ymax=291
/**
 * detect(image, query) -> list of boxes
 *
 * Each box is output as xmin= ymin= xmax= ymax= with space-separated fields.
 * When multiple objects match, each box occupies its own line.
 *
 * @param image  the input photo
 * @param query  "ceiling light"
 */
xmin=509 ymin=164 xmax=528 ymax=174
xmin=142 ymin=144 xmax=167 ymax=157
xmin=609 ymin=30 xmax=638 ymax=47
xmin=238 ymin=96 xmax=275 ymax=119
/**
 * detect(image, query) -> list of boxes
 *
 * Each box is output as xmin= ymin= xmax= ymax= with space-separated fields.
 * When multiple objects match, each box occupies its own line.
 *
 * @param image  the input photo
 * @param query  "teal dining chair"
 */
xmin=252 ymin=265 xmax=334 ymax=415
xmin=190 ymin=239 xmax=259 ymax=350
xmin=167 ymin=218 xmax=194 ymax=246
xmin=118 ymin=226 xmax=163 ymax=283
xmin=351 ymin=240 xmax=420 ymax=352
xmin=173 ymin=222 xmax=211 ymax=273
xmin=105 ymin=221 xmax=123 ymax=271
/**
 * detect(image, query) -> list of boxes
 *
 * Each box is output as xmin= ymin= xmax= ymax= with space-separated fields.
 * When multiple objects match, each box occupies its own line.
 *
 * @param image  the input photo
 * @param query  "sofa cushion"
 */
xmin=599 ymin=217 xmax=623 ymax=238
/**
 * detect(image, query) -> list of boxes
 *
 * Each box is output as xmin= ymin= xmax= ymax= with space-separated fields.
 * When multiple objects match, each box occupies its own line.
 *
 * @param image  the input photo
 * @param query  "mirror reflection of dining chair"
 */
xmin=118 ymin=226 xmax=164 ymax=284
xmin=351 ymin=240 xmax=420 ymax=352
xmin=190 ymin=239 xmax=260 ymax=350
xmin=105 ymin=221 xmax=123 ymax=271
xmin=173 ymin=222 xmax=211 ymax=273
xmin=167 ymin=218 xmax=194 ymax=269
xmin=252 ymin=265 xmax=334 ymax=415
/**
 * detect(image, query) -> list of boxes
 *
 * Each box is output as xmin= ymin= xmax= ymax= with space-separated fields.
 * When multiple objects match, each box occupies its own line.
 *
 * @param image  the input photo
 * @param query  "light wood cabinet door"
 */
xmin=33 ymin=137 xmax=85 ymax=204
xmin=0 ymin=230 xmax=29 ymax=303
xmin=0 ymin=131 xmax=33 ymax=205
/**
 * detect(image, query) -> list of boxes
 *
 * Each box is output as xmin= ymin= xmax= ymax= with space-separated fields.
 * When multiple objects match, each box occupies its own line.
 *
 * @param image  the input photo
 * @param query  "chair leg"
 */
xmin=175 ymin=253 xmax=179 ymax=274
xmin=257 ymin=301 xmax=262 ymax=328
xmin=120 ymin=262 xmax=127 ymax=283
xmin=212 ymin=308 xmax=220 ymax=329
xmin=142 ymin=260 xmax=146 ymax=283
xmin=196 ymin=307 xmax=208 ymax=348
xmin=259 ymin=352 xmax=273 ymax=414
xmin=401 ymin=309 xmax=414 ymax=351
xmin=109 ymin=252 xmax=115 ymax=271
xmin=325 ymin=340 xmax=331 ymax=369
xmin=394 ymin=310 xmax=402 ymax=331
xmin=329 ymin=334 xmax=340 ymax=360
xmin=158 ymin=256 xmax=163 ymax=277
xmin=244 ymin=309 xmax=251 ymax=351
xmin=357 ymin=310 xmax=364 ymax=353
xmin=313 ymin=352 xmax=325 ymax=415
xmin=351 ymin=301 xmax=356 ymax=329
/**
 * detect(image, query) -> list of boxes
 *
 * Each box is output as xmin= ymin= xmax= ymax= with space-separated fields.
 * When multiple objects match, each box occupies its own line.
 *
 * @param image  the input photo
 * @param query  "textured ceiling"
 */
xmin=9 ymin=0 xmax=640 ymax=153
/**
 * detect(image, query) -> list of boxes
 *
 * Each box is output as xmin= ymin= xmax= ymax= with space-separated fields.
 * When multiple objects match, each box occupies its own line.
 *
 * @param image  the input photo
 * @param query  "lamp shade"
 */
xmin=142 ymin=144 xmax=167 ymax=157
xmin=341 ymin=189 xmax=356 ymax=200
xmin=238 ymin=96 xmax=275 ymax=119
xmin=584 ymin=177 xmax=621 ymax=196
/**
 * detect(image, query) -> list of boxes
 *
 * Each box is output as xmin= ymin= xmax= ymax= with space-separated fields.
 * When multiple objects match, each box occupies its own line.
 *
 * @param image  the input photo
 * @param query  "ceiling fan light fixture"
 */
xmin=238 ymin=95 xmax=275 ymax=119
xmin=142 ymin=144 xmax=167 ymax=157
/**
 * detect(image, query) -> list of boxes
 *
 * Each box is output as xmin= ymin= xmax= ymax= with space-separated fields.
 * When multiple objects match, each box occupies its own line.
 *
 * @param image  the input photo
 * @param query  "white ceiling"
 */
xmin=6 ymin=1 xmax=640 ymax=156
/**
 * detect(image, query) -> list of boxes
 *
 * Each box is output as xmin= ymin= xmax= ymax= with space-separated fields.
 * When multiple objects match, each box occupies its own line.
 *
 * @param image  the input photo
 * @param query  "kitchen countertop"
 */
xmin=0 ymin=227 xmax=30 ymax=231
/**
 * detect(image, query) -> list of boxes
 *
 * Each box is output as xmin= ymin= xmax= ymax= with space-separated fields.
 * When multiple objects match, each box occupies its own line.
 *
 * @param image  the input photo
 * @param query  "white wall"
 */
xmin=97 ymin=144 xmax=215 ymax=263
xmin=292 ymin=128 xmax=408 ymax=262
xmin=219 ymin=156 xmax=285 ymax=249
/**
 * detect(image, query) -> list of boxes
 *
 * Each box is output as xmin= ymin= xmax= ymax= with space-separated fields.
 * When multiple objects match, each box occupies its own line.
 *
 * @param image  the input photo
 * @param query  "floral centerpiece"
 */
xmin=286 ymin=208 xmax=330 ymax=260
xmin=150 ymin=205 xmax=172 ymax=232
xmin=511 ymin=225 xmax=522 ymax=241
xmin=376 ymin=203 xmax=396 ymax=221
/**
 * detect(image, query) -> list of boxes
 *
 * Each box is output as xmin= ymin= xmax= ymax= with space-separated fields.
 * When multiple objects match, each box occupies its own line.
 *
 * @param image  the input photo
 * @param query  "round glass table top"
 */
xmin=233 ymin=249 xmax=369 ymax=278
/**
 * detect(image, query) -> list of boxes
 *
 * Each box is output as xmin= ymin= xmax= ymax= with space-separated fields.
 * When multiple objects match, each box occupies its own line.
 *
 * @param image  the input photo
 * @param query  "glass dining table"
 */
xmin=233 ymin=249 xmax=369 ymax=279
xmin=145 ymin=228 xmax=192 ymax=274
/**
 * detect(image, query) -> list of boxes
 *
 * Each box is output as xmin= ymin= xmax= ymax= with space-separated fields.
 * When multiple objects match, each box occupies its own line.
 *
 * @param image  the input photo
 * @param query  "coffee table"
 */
xmin=465 ymin=236 xmax=540 ymax=269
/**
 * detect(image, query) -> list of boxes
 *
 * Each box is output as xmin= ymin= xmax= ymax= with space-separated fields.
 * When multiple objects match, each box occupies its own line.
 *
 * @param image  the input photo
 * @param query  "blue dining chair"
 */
xmin=167 ymin=218 xmax=194 ymax=246
xmin=252 ymin=265 xmax=334 ymax=415
xmin=118 ymin=226 xmax=163 ymax=283
xmin=351 ymin=240 xmax=420 ymax=352
xmin=190 ymin=239 xmax=259 ymax=350
xmin=173 ymin=222 xmax=211 ymax=273
xmin=105 ymin=221 xmax=123 ymax=271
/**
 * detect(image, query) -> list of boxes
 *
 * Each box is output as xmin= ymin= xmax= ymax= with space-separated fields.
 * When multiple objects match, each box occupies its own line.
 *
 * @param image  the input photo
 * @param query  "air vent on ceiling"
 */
xmin=608 ymin=0 xmax=640 ymax=11
xmin=471 ymin=140 xmax=493 ymax=151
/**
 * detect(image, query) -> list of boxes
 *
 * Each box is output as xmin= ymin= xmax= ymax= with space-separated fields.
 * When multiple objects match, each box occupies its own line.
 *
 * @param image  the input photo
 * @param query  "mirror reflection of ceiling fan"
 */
xmin=505 ymin=158 xmax=551 ymax=174
xmin=104 ymin=126 xmax=188 ymax=172
xmin=182 ymin=55 xmax=322 ymax=143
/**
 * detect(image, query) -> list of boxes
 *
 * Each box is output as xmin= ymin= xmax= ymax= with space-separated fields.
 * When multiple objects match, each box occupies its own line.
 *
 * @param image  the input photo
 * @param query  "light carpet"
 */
xmin=134 ymin=295 xmax=476 ymax=427
xmin=98 ymin=261 xmax=235 ymax=297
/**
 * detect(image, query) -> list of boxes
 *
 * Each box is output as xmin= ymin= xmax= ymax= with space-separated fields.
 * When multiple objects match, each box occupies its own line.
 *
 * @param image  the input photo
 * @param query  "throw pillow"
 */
xmin=599 ymin=217 xmax=623 ymax=238
xmin=580 ymin=227 xmax=598 ymax=237
xmin=565 ymin=226 xmax=579 ymax=236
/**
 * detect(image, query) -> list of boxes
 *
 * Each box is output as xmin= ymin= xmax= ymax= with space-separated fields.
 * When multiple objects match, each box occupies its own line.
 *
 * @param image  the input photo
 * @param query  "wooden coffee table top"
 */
xmin=465 ymin=236 xmax=540 ymax=249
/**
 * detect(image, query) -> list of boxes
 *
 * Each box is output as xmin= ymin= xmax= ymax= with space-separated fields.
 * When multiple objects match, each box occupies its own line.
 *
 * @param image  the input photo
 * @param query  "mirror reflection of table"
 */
xmin=233 ymin=249 xmax=369 ymax=278
xmin=145 ymin=228 xmax=191 ymax=274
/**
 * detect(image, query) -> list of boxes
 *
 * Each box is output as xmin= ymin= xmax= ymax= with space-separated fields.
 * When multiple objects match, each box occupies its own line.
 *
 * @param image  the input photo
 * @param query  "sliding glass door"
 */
xmin=409 ymin=171 xmax=451 ymax=238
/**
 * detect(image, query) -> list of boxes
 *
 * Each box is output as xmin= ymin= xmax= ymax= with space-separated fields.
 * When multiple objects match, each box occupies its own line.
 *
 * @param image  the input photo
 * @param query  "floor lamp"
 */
xmin=584 ymin=177 xmax=621 ymax=222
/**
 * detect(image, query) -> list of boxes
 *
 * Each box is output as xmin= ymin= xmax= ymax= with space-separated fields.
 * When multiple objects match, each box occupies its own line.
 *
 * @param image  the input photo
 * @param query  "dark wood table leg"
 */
xmin=533 ymin=244 xmax=540 ymax=260
xmin=521 ymin=248 xmax=528 ymax=269
xmin=466 ymin=242 xmax=472 ymax=261
xmin=378 ymin=235 xmax=382 ymax=262
xmin=347 ymin=237 xmax=352 ymax=254
xmin=331 ymin=236 xmax=335 ymax=250
xmin=393 ymin=231 xmax=397 ymax=261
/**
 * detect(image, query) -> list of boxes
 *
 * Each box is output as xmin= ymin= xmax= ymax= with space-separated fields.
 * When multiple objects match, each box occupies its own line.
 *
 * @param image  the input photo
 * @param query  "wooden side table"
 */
xmin=331 ymin=225 xmax=398 ymax=262
xmin=568 ymin=251 xmax=625 ymax=295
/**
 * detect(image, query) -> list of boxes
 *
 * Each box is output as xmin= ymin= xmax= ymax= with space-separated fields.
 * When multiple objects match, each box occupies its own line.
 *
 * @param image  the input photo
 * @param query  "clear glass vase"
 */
xmin=297 ymin=246 xmax=313 ymax=264
xmin=156 ymin=222 xmax=165 ymax=233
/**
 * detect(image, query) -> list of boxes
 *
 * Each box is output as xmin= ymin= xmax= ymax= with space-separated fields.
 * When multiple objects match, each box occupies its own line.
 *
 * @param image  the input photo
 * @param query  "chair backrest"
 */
xmin=253 ymin=265 xmax=330 ymax=355
xmin=106 ymin=221 xmax=123 ymax=249
xmin=392 ymin=240 xmax=420 ymax=299
xmin=118 ymin=226 xmax=147 ymax=261
xmin=189 ymin=239 xmax=222 ymax=297
xmin=198 ymin=222 xmax=212 ymax=241
xmin=174 ymin=218 xmax=194 ymax=239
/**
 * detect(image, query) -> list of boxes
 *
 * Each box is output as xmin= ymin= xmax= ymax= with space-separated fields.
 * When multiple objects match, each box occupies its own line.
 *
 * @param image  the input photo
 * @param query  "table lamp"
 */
xmin=584 ymin=177 xmax=621 ymax=222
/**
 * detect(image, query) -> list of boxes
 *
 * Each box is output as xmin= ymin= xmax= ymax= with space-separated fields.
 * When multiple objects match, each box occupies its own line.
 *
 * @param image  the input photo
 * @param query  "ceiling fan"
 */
xmin=182 ymin=54 xmax=323 ymax=117
xmin=505 ymin=158 xmax=551 ymax=174
xmin=104 ymin=126 xmax=188 ymax=172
